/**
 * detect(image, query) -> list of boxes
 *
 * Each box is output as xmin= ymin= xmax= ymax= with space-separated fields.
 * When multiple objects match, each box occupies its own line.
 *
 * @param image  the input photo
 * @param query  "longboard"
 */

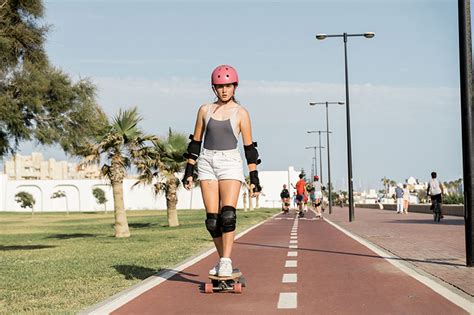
xmin=204 ymin=269 xmax=245 ymax=294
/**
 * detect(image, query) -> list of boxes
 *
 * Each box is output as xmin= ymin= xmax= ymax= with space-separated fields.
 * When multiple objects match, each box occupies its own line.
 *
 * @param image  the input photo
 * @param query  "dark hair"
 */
xmin=431 ymin=172 xmax=437 ymax=178
xmin=299 ymin=174 xmax=304 ymax=179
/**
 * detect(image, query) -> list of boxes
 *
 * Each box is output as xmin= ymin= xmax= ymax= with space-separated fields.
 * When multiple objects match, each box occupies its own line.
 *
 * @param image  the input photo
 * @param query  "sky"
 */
xmin=14 ymin=0 xmax=470 ymax=191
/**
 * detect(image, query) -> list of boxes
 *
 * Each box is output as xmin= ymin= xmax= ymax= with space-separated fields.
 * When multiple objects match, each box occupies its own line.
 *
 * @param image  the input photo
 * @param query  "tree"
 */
xmin=381 ymin=177 xmax=390 ymax=195
xmin=0 ymin=0 xmax=108 ymax=157
xmin=82 ymin=107 xmax=155 ymax=237
xmin=15 ymin=191 xmax=35 ymax=216
xmin=51 ymin=190 xmax=68 ymax=215
xmin=92 ymin=187 xmax=108 ymax=213
xmin=135 ymin=128 xmax=187 ymax=227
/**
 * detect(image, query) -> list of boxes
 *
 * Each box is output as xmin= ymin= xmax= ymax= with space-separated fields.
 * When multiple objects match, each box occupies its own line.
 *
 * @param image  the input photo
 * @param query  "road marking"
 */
xmin=287 ymin=251 xmax=298 ymax=257
xmin=289 ymin=245 xmax=298 ymax=249
xmin=278 ymin=292 xmax=297 ymax=309
xmin=291 ymin=233 xmax=297 ymax=236
xmin=290 ymin=236 xmax=297 ymax=239
xmin=324 ymin=217 xmax=474 ymax=314
xmin=285 ymin=260 xmax=297 ymax=267
xmin=80 ymin=212 xmax=283 ymax=315
xmin=289 ymin=240 xmax=298 ymax=244
xmin=282 ymin=273 xmax=297 ymax=283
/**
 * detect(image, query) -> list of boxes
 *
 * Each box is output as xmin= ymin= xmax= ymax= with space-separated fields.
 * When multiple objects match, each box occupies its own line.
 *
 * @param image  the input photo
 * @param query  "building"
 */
xmin=4 ymin=153 xmax=101 ymax=180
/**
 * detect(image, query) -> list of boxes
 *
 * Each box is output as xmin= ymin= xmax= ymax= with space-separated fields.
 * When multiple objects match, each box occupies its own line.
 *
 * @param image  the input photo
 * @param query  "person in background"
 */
xmin=402 ymin=184 xmax=410 ymax=214
xmin=280 ymin=184 xmax=290 ymax=214
xmin=395 ymin=184 xmax=404 ymax=214
xmin=427 ymin=171 xmax=444 ymax=219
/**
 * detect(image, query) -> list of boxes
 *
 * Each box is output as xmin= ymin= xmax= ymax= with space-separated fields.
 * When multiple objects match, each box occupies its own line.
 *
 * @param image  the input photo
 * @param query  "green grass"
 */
xmin=0 ymin=208 xmax=279 ymax=313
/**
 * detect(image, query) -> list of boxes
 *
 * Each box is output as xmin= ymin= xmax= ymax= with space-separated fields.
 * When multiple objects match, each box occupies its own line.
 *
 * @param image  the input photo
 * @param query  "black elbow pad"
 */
xmin=183 ymin=134 xmax=202 ymax=161
xmin=244 ymin=142 xmax=261 ymax=165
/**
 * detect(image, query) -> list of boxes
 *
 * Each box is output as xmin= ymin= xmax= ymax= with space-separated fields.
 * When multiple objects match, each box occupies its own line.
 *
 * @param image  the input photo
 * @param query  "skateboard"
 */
xmin=204 ymin=269 xmax=246 ymax=294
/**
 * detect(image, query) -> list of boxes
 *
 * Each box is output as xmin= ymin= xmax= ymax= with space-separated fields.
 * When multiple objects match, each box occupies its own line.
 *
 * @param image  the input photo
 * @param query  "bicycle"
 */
xmin=432 ymin=198 xmax=442 ymax=222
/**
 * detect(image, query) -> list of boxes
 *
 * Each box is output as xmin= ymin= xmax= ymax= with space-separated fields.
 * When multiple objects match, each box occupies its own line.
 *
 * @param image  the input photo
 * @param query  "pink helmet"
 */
xmin=211 ymin=65 xmax=239 ymax=86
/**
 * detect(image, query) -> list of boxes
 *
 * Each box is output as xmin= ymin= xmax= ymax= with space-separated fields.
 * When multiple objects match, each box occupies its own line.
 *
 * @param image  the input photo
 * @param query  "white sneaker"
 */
xmin=218 ymin=258 xmax=233 ymax=277
xmin=208 ymin=262 xmax=219 ymax=276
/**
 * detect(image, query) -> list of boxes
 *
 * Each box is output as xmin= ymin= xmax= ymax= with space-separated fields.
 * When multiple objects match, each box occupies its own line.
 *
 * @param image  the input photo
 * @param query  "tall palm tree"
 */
xmin=381 ymin=177 xmax=390 ymax=195
xmin=83 ymin=107 xmax=155 ymax=238
xmin=135 ymin=128 xmax=188 ymax=227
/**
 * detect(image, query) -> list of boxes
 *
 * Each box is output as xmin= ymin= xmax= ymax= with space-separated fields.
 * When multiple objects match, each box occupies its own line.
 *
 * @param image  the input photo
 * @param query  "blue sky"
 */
xmin=16 ymin=0 xmax=468 ymax=190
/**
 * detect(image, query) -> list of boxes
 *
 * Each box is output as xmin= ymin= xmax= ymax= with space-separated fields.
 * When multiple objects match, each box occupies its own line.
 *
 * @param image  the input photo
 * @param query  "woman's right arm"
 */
xmin=182 ymin=105 xmax=207 ymax=190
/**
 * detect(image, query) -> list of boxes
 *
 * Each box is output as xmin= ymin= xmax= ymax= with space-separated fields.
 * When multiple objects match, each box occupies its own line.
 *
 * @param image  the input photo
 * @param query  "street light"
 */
xmin=309 ymin=101 xmax=344 ymax=214
xmin=315 ymin=31 xmax=375 ymax=222
xmin=307 ymin=130 xmax=331 ymax=185
xmin=305 ymin=146 xmax=319 ymax=178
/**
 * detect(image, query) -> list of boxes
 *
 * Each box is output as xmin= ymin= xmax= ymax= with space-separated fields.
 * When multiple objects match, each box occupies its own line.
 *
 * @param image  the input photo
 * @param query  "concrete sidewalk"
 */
xmin=83 ymin=209 xmax=471 ymax=314
xmin=325 ymin=206 xmax=473 ymax=297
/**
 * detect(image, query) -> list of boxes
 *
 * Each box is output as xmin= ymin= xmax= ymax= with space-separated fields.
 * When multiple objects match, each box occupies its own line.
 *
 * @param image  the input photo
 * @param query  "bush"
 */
xmin=443 ymin=193 xmax=464 ymax=205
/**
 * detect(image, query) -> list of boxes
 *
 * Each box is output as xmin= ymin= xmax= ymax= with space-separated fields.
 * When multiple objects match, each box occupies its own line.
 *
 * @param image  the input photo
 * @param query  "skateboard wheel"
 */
xmin=204 ymin=283 xmax=213 ymax=294
xmin=233 ymin=282 xmax=242 ymax=293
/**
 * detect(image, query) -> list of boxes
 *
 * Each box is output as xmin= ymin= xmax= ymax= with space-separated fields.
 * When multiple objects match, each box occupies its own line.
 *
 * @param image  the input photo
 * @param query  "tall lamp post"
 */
xmin=315 ymin=31 xmax=375 ymax=222
xmin=309 ymin=101 xmax=344 ymax=214
xmin=305 ymin=146 xmax=319 ymax=178
xmin=307 ymin=130 xmax=331 ymax=186
xmin=458 ymin=0 xmax=473 ymax=267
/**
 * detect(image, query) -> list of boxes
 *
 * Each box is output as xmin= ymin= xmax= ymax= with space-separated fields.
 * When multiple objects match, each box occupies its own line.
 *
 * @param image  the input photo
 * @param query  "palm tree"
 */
xmin=135 ymin=128 xmax=188 ymax=227
xmin=82 ymin=107 xmax=155 ymax=238
xmin=381 ymin=177 xmax=390 ymax=195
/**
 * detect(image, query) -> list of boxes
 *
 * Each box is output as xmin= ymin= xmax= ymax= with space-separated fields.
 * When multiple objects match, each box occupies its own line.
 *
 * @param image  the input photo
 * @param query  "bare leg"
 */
xmin=218 ymin=179 xmax=242 ymax=258
xmin=200 ymin=180 xmax=223 ymax=257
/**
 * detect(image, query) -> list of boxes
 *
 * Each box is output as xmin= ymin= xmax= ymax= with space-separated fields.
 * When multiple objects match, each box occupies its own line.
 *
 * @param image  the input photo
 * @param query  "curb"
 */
xmin=80 ymin=211 xmax=281 ymax=315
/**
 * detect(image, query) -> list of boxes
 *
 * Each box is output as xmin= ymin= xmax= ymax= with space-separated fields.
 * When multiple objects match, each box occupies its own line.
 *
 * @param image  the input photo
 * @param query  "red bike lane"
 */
xmin=105 ymin=210 xmax=468 ymax=315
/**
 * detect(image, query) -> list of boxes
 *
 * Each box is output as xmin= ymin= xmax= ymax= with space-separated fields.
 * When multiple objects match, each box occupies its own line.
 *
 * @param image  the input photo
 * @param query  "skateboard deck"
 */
xmin=204 ymin=269 xmax=245 ymax=294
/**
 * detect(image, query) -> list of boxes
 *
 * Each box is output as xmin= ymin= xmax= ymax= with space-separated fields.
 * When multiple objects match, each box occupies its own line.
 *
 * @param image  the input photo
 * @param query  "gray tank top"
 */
xmin=203 ymin=104 xmax=239 ymax=150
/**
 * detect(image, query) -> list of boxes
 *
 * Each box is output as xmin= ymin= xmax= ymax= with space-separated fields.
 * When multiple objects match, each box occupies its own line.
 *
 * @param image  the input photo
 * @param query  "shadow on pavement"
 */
xmin=158 ymin=269 xmax=202 ymax=286
xmin=0 ymin=244 xmax=57 ymax=251
xmin=46 ymin=233 xmax=98 ymax=239
xmin=386 ymin=219 xmax=464 ymax=226
xmin=235 ymin=241 xmax=465 ymax=267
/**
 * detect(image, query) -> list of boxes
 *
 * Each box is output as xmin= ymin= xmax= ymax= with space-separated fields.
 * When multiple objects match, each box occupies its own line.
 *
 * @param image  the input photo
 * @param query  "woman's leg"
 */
xmin=218 ymin=179 xmax=242 ymax=258
xmin=200 ymin=180 xmax=222 ymax=256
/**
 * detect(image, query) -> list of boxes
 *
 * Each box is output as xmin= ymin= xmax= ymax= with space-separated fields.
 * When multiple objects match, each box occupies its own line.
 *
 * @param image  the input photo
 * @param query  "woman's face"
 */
xmin=214 ymin=84 xmax=235 ymax=102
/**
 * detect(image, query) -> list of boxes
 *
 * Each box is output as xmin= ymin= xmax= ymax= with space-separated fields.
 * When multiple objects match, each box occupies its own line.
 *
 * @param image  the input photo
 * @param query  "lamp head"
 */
xmin=364 ymin=32 xmax=375 ymax=38
xmin=315 ymin=34 xmax=327 ymax=40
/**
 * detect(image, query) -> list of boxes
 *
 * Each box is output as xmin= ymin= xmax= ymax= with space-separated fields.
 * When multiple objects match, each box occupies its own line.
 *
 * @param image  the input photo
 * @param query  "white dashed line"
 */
xmin=282 ymin=273 xmax=297 ymax=283
xmin=289 ymin=240 xmax=298 ymax=244
xmin=289 ymin=245 xmax=298 ymax=249
xmin=278 ymin=292 xmax=297 ymax=309
xmin=287 ymin=251 xmax=298 ymax=257
xmin=285 ymin=260 xmax=297 ymax=267
xmin=290 ymin=236 xmax=297 ymax=239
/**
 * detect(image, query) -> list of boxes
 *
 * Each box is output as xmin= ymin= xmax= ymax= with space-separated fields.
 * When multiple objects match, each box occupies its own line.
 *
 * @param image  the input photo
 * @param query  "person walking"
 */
xmin=182 ymin=65 xmax=262 ymax=277
xmin=402 ymin=184 xmax=410 ymax=214
xmin=395 ymin=184 xmax=404 ymax=214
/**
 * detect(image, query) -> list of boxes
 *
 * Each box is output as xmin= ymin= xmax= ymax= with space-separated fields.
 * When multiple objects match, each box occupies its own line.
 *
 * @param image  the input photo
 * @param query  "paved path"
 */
xmin=326 ymin=206 xmax=473 ymax=297
xmin=92 ymin=209 xmax=470 ymax=314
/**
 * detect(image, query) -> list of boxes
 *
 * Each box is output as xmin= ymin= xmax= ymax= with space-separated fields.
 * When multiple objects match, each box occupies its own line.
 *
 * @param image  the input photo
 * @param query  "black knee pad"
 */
xmin=205 ymin=213 xmax=222 ymax=238
xmin=221 ymin=206 xmax=236 ymax=233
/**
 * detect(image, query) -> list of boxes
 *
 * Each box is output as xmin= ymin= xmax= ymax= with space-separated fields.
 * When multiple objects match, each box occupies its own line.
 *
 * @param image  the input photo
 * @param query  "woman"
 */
xmin=182 ymin=65 xmax=261 ymax=277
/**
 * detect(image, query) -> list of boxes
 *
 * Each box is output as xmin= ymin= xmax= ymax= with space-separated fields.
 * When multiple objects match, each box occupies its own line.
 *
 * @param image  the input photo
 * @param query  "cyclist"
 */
xmin=427 ymin=171 xmax=444 ymax=220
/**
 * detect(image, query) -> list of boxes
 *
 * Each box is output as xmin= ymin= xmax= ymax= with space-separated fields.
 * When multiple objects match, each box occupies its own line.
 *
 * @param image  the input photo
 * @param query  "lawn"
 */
xmin=0 ymin=208 xmax=279 ymax=313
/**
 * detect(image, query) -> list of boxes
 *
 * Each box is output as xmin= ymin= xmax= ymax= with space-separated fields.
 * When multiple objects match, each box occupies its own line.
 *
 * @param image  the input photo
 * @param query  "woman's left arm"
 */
xmin=240 ymin=107 xmax=261 ymax=197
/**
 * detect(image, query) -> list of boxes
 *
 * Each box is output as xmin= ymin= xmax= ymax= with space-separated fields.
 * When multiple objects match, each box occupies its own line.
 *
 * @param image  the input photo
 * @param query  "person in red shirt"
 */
xmin=293 ymin=173 xmax=307 ymax=217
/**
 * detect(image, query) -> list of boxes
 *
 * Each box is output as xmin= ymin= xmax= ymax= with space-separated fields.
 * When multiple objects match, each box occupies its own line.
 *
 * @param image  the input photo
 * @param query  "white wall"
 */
xmin=0 ymin=166 xmax=300 ymax=212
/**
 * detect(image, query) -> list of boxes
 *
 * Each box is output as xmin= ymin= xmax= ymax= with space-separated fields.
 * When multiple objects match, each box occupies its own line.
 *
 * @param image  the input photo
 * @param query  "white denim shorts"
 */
xmin=197 ymin=148 xmax=245 ymax=182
